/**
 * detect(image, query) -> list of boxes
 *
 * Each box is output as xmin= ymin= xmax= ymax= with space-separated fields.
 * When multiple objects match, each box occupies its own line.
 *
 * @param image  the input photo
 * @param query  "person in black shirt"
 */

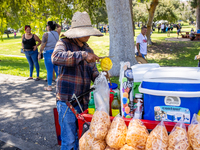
xmin=22 ymin=25 xmax=41 ymax=80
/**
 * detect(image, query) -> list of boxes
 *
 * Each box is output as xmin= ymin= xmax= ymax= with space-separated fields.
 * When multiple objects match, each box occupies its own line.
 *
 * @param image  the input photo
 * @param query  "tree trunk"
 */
xmin=129 ymin=0 xmax=135 ymax=36
xmin=196 ymin=0 xmax=200 ymax=30
xmin=146 ymin=0 xmax=159 ymax=45
xmin=96 ymin=21 xmax=99 ymax=30
xmin=105 ymin=0 xmax=137 ymax=76
xmin=7 ymin=33 xmax=9 ymax=38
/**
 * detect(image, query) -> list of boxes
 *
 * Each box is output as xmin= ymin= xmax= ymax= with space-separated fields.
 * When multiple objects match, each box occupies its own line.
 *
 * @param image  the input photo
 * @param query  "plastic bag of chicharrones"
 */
xmin=126 ymin=111 xmax=149 ymax=150
xmin=168 ymin=119 xmax=190 ymax=150
xmin=106 ymin=115 xmax=127 ymax=149
xmin=81 ymin=130 xmax=106 ymax=150
xmin=188 ymin=113 xmax=200 ymax=150
xmin=146 ymin=120 xmax=168 ymax=150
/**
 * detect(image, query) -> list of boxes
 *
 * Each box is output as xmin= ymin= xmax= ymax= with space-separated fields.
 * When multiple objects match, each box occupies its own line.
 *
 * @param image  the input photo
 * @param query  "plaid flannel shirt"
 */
xmin=52 ymin=38 xmax=99 ymax=110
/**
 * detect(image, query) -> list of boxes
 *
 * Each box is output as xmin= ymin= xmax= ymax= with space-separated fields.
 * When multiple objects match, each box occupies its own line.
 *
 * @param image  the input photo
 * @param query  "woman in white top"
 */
xmin=38 ymin=21 xmax=61 ymax=91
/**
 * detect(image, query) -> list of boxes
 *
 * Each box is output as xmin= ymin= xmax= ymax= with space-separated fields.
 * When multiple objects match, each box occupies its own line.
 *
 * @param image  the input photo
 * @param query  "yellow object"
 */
xmin=197 ymin=110 xmax=200 ymax=122
xmin=100 ymin=57 xmax=113 ymax=71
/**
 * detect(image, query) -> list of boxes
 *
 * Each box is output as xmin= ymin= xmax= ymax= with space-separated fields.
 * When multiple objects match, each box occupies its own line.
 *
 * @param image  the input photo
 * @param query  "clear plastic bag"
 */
xmin=120 ymin=144 xmax=135 ymax=150
xmin=93 ymin=72 xmax=110 ymax=114
xmin=85 ymin=130 xmax=107 ymax=150
xmin=168 ymin=120 xmax=190 ymax=150
xmin=106 ymin=115 xmax=127 ymax=149
xmin=188 ymin=113 xmax=200 ymax=149
xmin=146 ymin=120 xmax=168 ymax=150
xmin=126 ymin=119 xmax=149 ymax=149
xmin=90 ymin=110 xmax=111 ymax=140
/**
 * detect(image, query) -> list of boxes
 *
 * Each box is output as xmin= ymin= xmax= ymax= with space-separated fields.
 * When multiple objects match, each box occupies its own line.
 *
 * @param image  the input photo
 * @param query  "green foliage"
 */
xmin=132 ymin=1 xmax=149 ymax=24
xmin=0 ymin=0 xmax=105 ymax=40
xmin=74 ymin=0 xmax=107 ymax=26
xmin=153 ymin=1 xmax=178 ymax=23
xmin=191 ymin=0 xmax=198 ymax=8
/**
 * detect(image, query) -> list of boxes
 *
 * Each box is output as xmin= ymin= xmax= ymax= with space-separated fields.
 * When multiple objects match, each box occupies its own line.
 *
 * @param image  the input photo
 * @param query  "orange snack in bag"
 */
xmin=106 ymin=117 xmax=127 ymax=149
xmin=90 ymin=111 xmax=111 ymax=140
xmin=126 ymin=119 xmax=149 ymax=149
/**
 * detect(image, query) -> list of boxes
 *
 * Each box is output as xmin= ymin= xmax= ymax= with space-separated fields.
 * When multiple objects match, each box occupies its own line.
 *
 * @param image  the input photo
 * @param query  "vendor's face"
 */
xmin=78 ymin=36 xmax=90 ymax=43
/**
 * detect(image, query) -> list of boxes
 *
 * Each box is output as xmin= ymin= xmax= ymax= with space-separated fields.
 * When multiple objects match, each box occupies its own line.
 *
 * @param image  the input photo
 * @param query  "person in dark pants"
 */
xmin=22 ymin=25 xmax=41 ymax=80
xmin=158 ymin=24 xmax=161 ymax=33
xmin=177 ymin=24 xmax=181 ymax=38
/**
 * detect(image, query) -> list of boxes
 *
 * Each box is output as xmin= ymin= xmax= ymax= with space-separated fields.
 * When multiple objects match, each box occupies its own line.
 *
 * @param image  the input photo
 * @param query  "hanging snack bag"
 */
xmin=146 ymin=120 xmax=168 ymax=150
xmin=126 ymin=119 xmax=149 ymax=149
xmin=120 ymin=144 xmax=135 ymax=150
xmin=106 ymin=116 xmax=127 ymax=149
xmin=168 ymin=120 xmax=190 ymax=150
xmin=120 ymin=62 xmax=134 ymax=118
xmin=85 ymin=130 xmax=107 ymax=150
xmin=188 ymin=113 xmax=200 ymax=149
xmin=90 ymin=110 xmax=111 ymax=140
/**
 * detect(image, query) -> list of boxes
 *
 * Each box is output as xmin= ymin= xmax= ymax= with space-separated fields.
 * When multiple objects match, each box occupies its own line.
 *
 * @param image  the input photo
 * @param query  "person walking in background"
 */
xmin=136 ymin=26 xmax=147 ymax=59
xmin=22 ymin=25 xmax=41 ymax=81
xmin=170 ymin=24 xmax=173 ymax=32
xmin=177 ymin=24 xmax=181 ymax=38
xmin=104 ymin=26 xmax=106 ymax=35
xmin=161 ymin=23 xmax=164 ymax=33
xmin=38 ymin=21 xmax=61 ymax=91
xmin=14 ymin=32 xmax=16 ymax=38
xmin=167 ymin=25 xmax=171 ymax=37
xmin=158 ymin=24 xmax=161 ymax=33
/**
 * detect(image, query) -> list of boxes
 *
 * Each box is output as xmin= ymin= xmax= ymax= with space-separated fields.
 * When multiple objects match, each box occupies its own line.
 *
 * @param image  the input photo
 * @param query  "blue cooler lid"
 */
xmin=139 ymin=67 xmax=200 ymax=97
xmin=108 ymin=83 xmax=118 ymax=89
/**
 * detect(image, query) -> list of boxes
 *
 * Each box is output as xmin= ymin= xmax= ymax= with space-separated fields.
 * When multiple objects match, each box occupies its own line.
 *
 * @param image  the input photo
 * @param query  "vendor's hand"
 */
xmin=138 ymin=52 xmax=142 ymax=57
xmin=38 ymin=53 xmax=41 ymax=61
xmin=33 ymin=45 xmax=37 ymax=51
xmin=86 ymin=53 xmax=99 ymax=63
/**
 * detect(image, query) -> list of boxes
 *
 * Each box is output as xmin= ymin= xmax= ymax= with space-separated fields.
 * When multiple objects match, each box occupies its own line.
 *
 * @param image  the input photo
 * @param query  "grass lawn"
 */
xmin=0 ymin=25 xmax=200 ymax=81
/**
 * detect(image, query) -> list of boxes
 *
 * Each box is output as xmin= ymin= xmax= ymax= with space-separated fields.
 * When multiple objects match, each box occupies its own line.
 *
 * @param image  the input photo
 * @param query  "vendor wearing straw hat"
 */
xmin=52 ymin=11 xmax=103 ymax=150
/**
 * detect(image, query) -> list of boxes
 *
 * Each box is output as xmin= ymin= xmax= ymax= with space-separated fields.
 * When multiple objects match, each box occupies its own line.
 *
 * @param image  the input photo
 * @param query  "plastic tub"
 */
xmin=131 ymin=63 xmax=160 ymax=96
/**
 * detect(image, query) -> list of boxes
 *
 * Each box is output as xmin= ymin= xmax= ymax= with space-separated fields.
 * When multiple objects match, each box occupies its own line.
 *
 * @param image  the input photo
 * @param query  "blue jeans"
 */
xmin=57 ymin=101 xmax=82 ymax=150
xmin=43 ymin=50 xmax=58 ymax=86
xmin=136 ymin=52 xmax=146 ymax=59
xmin=24 ymin=49 xmax=40 ymax=77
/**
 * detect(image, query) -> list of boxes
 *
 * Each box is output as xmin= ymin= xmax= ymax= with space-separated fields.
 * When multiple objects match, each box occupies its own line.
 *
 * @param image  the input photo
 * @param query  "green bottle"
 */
xmin=88 ymin=92 xmax=95 ymax=115
xmin=111 ymin=93 xmax=121 ymax=117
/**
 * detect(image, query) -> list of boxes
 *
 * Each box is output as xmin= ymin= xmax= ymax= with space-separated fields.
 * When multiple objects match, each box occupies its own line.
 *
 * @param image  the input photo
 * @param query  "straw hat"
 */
xmin=135 ymin=56 xmax=148 ymax=64
xmin=64 ymin=11 xmax=103 ymax=38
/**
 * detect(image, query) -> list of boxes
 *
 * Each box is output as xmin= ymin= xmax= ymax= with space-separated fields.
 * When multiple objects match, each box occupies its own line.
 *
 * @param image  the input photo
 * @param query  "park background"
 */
xmin=1 ymin=0 xmax=200 ymax=80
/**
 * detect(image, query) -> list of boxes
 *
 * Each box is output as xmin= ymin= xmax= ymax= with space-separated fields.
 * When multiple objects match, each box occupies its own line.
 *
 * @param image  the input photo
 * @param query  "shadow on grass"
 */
xmin=147 ymin=40 xmax=200 ymax=67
